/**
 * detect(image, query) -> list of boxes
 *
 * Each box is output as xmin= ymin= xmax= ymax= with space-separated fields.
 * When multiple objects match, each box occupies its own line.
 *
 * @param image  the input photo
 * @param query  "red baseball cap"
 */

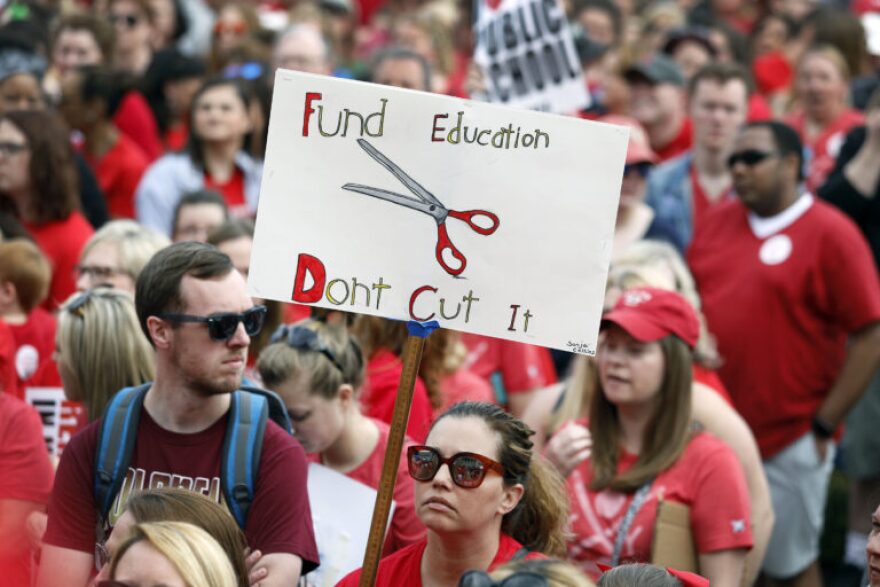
xmin=601 ymin=287 xmax=700 ymax=349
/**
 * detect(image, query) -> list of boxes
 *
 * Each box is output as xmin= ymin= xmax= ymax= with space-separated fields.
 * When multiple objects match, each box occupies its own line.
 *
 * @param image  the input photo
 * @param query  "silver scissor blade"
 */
xmin=342 ymin=183 xmax=438 ymax=218
xmin=356 ymin=138 xmax=445 ymax=208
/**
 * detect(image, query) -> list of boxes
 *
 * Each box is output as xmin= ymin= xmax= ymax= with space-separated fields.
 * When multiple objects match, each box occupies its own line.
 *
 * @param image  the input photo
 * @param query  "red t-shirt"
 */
xmin=204 ymin=168 xmax=247 ymax=216
xmin=747 ymin=93 xmax=773 ymax=122
xmin=566 ymin=431 xmax=753 ymax=579
xmin=689 ymin=166 xmax=732 ymax=228
xmin=692 ymin=364 xmax=733 ymax=407
xmin=460 ymin=334 xmax=556 ymax=399
xmin=688 ymin=197 xmax=880 ymax=457
xmin=785 ymin=109 xmax=865 ymax=194
xmin=655 ymin=118 xmax=693 ymax=163
xmin=0 ymin=322 xmax=20 ymax=398
xmin=0 ymin=393 xmax=55 ymax=587
xmin=86 ymin=134 xmax=150 ymax=219
xmin=309 ymin=419 xmax=424 ymax=555
xmin=335 ymin=531 xmax=545 ymax=587
xmin=43 ymin=403 xmax=320 ymax=571
xmin=23 ymin=212 xmax=94 ymax=311
xmin=360 ymin=349 xmax=433 ymax=443
xmin=7 ymin=308 xmax=56 ymax=394
xmin=434 ymin=369 xmax=495 ymax=419
xmin=112 ymin=91 xmax=162 ymax=162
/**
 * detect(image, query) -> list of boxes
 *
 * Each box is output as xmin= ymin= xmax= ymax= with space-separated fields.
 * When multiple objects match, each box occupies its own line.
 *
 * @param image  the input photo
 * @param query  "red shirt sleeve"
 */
xmin=246 ymin=421 xmax=319 ymax=571
xmin=0 ymin=394 xmax=54 ymax=503
xmin=688 ymin=435 xmax=753 ymax=553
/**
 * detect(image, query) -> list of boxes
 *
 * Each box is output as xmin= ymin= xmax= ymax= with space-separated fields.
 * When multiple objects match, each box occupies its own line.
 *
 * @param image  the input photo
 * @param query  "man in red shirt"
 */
xmin=688 ymin=121 xmax=880 ymax=587
xmin=645 ymin=63 xmax=751 ymax=251
xmin=37 ymin=242 xmax=319 ymax=587
xmin=624 ymin=54 xmax=692 ymax=163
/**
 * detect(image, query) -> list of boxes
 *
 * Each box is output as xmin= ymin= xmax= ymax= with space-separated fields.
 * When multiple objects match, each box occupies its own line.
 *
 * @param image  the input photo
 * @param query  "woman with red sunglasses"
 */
xmin=337 ymin=401 xmax=569 ymax=587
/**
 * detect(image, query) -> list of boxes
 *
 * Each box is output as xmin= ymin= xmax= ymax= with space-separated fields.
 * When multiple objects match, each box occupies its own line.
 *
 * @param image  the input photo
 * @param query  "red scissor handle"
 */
xmin=447 ymin=210 xmax=500 ymax=236
xmin=435 ymin=223 xmax=467 ymax=276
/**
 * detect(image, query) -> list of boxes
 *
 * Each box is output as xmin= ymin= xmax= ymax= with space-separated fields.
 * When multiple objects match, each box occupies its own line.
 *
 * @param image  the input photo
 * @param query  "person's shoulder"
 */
xmin=650 ymin=152 xmax=692 ymax=181
xmin=0 ymin=392 xmax=37 ymax=426
xmin=335 ymin=540 xmax=427 ymax=586
xmin=680 ymin=429 xmax=737 ymax=465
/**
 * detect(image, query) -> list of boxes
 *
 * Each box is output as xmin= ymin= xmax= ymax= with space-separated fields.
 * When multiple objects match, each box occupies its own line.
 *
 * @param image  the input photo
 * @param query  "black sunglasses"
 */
xmin=726 ymin=149 xmax=777 ymax=170
xmin=269 ymin=324 xmax=346 ymax=374
xmin=459 ymin=570 xmax=549 ymax=587
xmin=624 ymin=162 xmax=652 ymax=178
xmin=407 ymin=446 xmax=504 ymax=489
xmin=157 ymin=305 xmax=267 ymax=341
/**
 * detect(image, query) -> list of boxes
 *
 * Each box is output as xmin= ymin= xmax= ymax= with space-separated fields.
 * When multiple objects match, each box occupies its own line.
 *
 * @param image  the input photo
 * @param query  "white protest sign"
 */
xmin=250 ymin=71 xmax=627 ymax=355
xmin=472 ymin=0 xmax=589 ymax=113
xmin=25 ymin=387 xmax=84 ymax=458
xmin=305 ymin=463 xmax=395 ymax=586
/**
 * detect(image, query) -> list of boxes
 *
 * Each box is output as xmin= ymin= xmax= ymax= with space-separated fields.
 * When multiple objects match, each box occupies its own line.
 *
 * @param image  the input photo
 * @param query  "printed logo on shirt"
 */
xmin=107 ymin=467 xmax=223 ymax=526
xmin=622 ymin=290 xmax=652 ymax=307
xmin=15 ymin=344 xmax=39 ymax=380
xmin=759 ymin=234 xmax=792 ymax=266
xmin=731 ymin=519 xmax=746 ymax=534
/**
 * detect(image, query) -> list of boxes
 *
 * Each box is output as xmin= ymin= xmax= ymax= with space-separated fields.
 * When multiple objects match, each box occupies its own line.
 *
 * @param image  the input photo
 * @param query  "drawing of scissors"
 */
xmin=342 ymin=138 xmax=500 ymax=277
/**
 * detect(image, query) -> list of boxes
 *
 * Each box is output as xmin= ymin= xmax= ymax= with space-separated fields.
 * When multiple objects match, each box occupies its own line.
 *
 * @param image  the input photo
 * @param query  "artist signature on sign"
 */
xmin=566 ymin=341 xmax=594 ymax=355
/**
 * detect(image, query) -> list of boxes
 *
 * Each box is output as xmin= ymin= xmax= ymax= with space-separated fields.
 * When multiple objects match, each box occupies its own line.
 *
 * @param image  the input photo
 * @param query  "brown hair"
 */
xmin=134 ymin=241 xmax=233 ymax=343
xmin=0 ymin=111 xmax=80 ymax=225
xmin=799 ymin=44 xmax=851 ymax=83
xmin=546 ymin=357 xmax=596 ymax=439
xmin=258 ymin=319 xmax=365 ymax=398
xmin=123 ymin=488 xmax=248 ymax=587
xmin=434 ymin=402 xmax=570 ymax=557
xmin=589 ymin=336 xmax=693 ymax=492
xmin=687 ymin=61 xmax=753 ymax=98
xmin=350 ymin=315 xmax=445 ymax=408
xmin=52 ymin=12 xmax=116 ymax=59
xmin=0 ymin=239 xmax=50 ymax=312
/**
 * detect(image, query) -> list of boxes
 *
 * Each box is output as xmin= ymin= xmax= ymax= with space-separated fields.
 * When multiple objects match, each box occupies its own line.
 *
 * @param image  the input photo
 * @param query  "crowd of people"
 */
xmin=0 ymin=0 xmax=880 ymax=585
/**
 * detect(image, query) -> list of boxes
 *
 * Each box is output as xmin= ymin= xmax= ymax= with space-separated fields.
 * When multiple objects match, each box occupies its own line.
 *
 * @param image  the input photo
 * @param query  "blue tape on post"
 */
xmin=407 ymin=320 xmax=440 ymax=338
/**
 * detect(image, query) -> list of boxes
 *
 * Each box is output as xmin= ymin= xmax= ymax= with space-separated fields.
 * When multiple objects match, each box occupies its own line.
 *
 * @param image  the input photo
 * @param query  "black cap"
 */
xmin=624 ymin=54 xmax=685 ymax=87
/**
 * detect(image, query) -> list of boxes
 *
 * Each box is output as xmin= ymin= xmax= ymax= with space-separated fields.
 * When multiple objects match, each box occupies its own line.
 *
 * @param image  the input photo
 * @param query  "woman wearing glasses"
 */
xmin=336 ymin=401 xmax=569 ymax=587
xmin=0 ymin=110 xmax=94 ymax=310
xmin=563 ymin=288 xmax=752 ymax=585
xmin=257 ymin=320 xmax=425 ymax=559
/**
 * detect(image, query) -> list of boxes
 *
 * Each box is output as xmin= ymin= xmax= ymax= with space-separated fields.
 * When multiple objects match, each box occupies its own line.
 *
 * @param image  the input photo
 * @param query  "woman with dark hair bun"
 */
xmin=337 ymin=401 xmax=569 ymax=587
xmin=0 ymin=110 xmax=93 ymax=309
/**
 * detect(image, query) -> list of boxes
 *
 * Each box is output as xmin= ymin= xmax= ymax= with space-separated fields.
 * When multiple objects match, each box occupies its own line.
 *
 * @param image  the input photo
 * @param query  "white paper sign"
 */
xmin=25 ymin=387 xmax=84 ymax=457
xmin=250 ymin=71 xmax=627 ymax=355
xmin=305 ymin=463 xmax=395 ymax=586
xmin=472 ymin=0 xmax=589 ymax=113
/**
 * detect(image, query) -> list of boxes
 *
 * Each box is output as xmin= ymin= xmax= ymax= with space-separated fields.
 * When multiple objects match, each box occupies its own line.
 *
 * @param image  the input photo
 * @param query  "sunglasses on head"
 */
xmin=407 ymin=446 xmax=504 ymax=489
xmin=157 ymin=305 xmax=267 ymax=341
xmin=458 ymin=570 xmax=549 ymax=587
xmin=726 ymin=149 xmax=777 ymax=170
xmin=269 ymin=324 xmax=347 ymax=374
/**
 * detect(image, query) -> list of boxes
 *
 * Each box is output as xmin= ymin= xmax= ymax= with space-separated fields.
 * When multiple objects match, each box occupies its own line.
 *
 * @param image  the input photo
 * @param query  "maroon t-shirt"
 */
xmin=43 ymin=404 xmax=319 ymax=572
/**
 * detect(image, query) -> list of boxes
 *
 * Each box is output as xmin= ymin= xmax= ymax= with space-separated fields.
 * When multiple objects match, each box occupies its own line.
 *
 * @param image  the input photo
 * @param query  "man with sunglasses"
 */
xmin=644 ymin=62 xmax=752 ymax=252
xmin=37 ymin=242 xmax=319 ymax=587
xmin=688 ymin=121 xmax=880 ymax=587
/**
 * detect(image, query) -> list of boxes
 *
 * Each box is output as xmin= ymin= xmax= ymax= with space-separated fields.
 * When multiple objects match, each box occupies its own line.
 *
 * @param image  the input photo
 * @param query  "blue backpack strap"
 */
xmin=94 ymin=383 xmax=151 ymax=527
xmin=239 ymin=385 xmax=293 ymax=435
xmin=221 ymin=390 xmax=269 ymax=529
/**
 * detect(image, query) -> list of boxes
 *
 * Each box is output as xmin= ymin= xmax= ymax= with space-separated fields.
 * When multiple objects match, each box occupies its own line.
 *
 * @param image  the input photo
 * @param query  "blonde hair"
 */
xmin=80 ymin=220 xmax=170 ymax=283
xmin=57 ymin=288 xmax=154 ymax=420
xmin=491 ymin=559 xmax=597 ymax=587
xmin=610 ymin=240 xmax=720 ymax=368
xmin=110 ymin=521 xmax=237 ymax=587
xmin=799 ymin=44 xmax=852 ymax=84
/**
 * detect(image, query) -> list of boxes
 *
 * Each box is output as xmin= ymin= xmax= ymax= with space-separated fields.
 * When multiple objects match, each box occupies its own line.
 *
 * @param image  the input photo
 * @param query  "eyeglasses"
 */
xmin=75 ymin=264 xmax=130 ymax=282
xmin=624 ymin=162 xmax=652 ymax=178
xmin=407 ymin=446 xmax=504 ymax=489
xmin=0 ymin=141 xmax=27 ymax=156
xmin=726 ymin=149 xmax=777 ymax=170
xmin=157 ymin=305 xmax=267 ymax=341
xmin=94 ymin=540 xmax=110 ymax=573
xmin=269 ymin=324 xmax=346 ymax=374
xmin=67 ymin=288 xmax=99 ymax=317
xmin=110 ymin=13 xmax=140 ymax=28
xmin=458 ymin=570 xmax=549 ymax=587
